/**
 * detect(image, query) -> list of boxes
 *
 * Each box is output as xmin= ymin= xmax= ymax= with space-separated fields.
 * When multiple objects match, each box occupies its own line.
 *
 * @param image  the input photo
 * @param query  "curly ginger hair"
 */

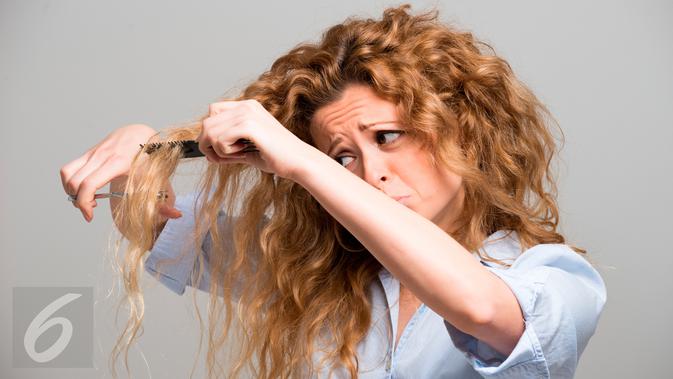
xmin=110 ymin=4 xmax=584 ymax=378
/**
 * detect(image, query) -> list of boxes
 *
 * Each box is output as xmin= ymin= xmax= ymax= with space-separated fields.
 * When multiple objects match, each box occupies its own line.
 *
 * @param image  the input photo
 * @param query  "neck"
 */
xmin=433 ymin=186 xmax=465 ymax=234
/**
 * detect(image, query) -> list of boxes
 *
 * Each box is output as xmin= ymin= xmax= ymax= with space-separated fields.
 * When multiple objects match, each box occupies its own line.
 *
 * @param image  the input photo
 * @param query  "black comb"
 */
xmin=140 ymin=139 xmax=258 ymax=158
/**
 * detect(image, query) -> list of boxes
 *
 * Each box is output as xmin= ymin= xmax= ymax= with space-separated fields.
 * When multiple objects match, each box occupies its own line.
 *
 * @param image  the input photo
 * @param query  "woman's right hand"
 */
xmin=60 ymin=124 xmax=182 ymax=223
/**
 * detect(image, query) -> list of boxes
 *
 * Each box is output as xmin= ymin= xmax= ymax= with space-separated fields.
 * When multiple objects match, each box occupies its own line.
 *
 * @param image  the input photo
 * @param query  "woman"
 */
xmin=60 ymin=4 xmax=606 ymax=378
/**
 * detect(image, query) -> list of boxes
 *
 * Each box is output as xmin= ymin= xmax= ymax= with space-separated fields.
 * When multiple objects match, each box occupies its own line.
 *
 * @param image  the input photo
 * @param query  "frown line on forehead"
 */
xmin=326 ymin=120 xmax=399 ymax=156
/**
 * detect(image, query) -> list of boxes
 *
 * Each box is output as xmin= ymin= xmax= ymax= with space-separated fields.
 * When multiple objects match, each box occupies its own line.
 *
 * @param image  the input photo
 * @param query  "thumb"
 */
xmin=158 ymin=204 xmax=183 ymax=219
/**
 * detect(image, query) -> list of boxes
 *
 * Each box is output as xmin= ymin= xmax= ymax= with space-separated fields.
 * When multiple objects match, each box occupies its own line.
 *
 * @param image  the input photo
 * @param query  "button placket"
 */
xmin=393 ymin=303 xmax=428 ymax=358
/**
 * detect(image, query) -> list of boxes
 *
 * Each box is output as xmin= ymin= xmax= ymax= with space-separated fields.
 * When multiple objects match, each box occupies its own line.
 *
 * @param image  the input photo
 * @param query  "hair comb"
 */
xmin=139 ymin=138 xmax=258 ymax=158
xmin=67 ymin=140 xmax=256 ymax=203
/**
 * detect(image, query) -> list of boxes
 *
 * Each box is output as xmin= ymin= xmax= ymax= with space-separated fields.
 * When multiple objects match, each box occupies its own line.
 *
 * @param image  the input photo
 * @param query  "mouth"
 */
xmin=392 ymin=195 xmax=409 ymax=203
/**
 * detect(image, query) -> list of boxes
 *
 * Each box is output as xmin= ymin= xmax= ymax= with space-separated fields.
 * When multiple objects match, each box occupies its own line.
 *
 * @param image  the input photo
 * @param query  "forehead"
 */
xmin=310 ymin=84 xmax=400 ymax=137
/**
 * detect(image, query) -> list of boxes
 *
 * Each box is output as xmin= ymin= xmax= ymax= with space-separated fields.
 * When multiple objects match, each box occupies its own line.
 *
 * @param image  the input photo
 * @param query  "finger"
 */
xmin=75 ymin=155 xmax=129 ymax=222
xmin=210 ymin=155 xmax=249 ymax=166
xmin=197 ymin=121 xmax=221 ymax=163
xmin=157 ymin=179 xmax=176 ymax=206
xmin=157 ymin=182 xmax=179 ymax=219
xmin=199 ymin=132 xmax=242 ymax=162
xmin=67 ymin=158 xmax=106 ymax=200
xmin=208 ymin=99 xmax=243 ymax=116
xmin=211 ymin=123 xmax=253 ymax=157
xmin=158 ymin=205 xmax=183 ymax=219
xmin=199 ymin=143 xmax=222 ymax=164
xmin=199 ymin=113 xmax=245 ymax=158
xmin=60 ymin=147 xmax=97 ymax=195
xmin=201 ymin=114 xmax=250 ymax=158
xmin=224 ymin=141 xmax=249 ymax=154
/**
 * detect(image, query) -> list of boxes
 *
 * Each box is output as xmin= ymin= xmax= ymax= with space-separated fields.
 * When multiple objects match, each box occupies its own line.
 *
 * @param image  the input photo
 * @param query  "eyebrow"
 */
xmin=326 ymin=120 xmax=398 ymax=156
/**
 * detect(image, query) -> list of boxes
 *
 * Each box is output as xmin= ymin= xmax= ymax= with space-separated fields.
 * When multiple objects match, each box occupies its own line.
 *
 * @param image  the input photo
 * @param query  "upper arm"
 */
xmin=444 ymin=244 xmax=607 ymax=378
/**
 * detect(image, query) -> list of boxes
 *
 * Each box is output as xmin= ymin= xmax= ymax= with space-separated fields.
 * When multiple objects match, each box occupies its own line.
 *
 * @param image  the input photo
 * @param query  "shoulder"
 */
xmin=476 ymin=230 xmax=593 ymax=272
xmin=477 ymin=230 xmax=606 ymax=304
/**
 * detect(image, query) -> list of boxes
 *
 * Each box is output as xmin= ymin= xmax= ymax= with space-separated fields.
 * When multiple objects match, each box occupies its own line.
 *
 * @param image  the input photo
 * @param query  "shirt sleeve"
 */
xmin=144 ymin=192 xmax=212 ymax=295
xmin=443 ymin=243 xmax=607 ymax=379
xmin=144 ymin=192 xmax=269 ymax=296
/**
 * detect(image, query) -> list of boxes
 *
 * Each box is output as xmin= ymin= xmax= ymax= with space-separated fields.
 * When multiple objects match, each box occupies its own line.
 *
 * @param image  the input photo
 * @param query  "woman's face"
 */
xmin=309 ymin=83 xmax=465 ymax=232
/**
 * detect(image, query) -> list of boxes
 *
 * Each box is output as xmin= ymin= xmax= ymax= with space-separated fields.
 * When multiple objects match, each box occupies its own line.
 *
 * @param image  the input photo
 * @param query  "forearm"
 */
xmin=291 ymin=149 xmax=498 ymax=324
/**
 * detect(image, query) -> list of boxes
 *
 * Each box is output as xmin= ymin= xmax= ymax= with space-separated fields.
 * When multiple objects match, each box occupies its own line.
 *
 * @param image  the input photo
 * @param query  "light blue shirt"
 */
xmin=146 ymin=193 xmax=607 ymax=378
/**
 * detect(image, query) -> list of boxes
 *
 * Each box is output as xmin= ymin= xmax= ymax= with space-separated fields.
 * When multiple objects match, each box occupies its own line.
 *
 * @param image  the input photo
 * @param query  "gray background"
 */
xmin=2 ymin=0 xmax=671 ymax=378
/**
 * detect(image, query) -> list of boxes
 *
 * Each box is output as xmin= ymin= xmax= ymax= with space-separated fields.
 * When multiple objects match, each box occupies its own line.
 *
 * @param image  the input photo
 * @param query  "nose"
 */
xmin=361 ymin=150 xmax=389 ymax=189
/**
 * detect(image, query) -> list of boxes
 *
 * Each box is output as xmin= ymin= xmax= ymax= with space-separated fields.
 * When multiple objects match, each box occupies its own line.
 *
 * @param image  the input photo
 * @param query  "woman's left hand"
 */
xmin=197 ymin=99 xmax=317 ymax=180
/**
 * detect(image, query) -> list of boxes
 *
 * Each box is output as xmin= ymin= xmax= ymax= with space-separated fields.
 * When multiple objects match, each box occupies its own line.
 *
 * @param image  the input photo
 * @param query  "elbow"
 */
xmin=469 ymin=301 xmax=524 ymax=357
xmin=445 ymin=299 xmax=495 ymax=336
xmin=468 ymin=301 xmax=497 ymax=329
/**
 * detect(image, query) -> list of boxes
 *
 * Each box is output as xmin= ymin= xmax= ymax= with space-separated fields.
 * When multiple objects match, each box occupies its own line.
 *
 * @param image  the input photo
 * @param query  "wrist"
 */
xmin=287 ymin=144 xmax=328 ymax=185
xmin=128 ymin=123 xmax=156 ymax=134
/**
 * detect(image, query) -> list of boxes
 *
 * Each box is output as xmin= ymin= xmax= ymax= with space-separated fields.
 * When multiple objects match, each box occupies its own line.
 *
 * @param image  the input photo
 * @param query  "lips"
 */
xmin=391 ymin=195 xmax=409 ymax=202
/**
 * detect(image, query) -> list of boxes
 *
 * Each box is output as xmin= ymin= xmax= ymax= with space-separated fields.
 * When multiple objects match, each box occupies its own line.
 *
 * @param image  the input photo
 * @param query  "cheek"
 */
xmin=440 ymin=170 xmax=463 ymax=201
xmin=443 ymin=171 xmax=463 ymax=192
xmin=413 ymin=154 xmax=453 ymax=191
xmin=423 ymin=165 xmax=463 ymax=205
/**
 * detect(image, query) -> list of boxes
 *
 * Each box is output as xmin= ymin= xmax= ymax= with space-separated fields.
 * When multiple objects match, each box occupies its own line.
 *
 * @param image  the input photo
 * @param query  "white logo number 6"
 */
xmin=23 ymin=293 xmax=82 ymax=363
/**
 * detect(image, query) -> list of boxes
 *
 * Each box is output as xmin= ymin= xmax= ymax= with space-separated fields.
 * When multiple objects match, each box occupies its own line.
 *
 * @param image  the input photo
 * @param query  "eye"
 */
xmin=375 ymin=130 xmax=404 ymax=145
xmin=334 ymin=131 xmax=405 ymax=167
xmin=335 ymin=156 xmax=354 ymax=167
